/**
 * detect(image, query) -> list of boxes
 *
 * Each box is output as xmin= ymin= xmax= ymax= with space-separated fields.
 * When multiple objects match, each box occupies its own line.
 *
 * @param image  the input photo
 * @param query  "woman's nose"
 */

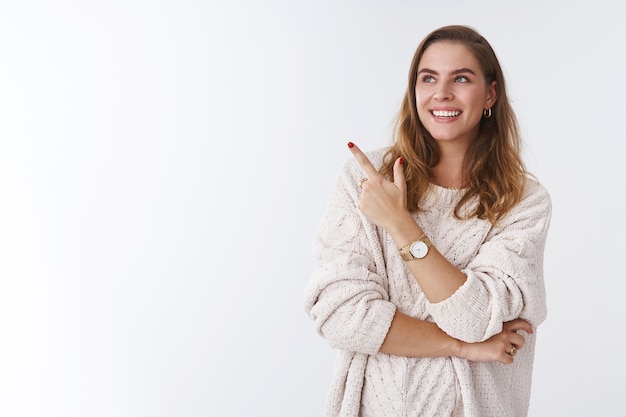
xmin=433 ymin=84 xmax=453 ymax=101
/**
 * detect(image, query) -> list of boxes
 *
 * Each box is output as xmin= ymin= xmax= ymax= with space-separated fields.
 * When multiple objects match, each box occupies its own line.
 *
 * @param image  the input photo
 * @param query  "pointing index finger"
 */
xmin=348 ymin=142 xmax=379 ymax=178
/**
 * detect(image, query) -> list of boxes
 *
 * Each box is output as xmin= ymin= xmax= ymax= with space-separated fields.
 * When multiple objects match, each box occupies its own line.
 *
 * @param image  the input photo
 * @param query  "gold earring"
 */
xmin=483 ymin=108 xmax=492 ymax=119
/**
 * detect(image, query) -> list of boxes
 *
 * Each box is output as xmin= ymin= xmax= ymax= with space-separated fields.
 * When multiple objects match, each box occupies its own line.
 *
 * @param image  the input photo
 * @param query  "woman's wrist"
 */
xmin=388 ymin=213 xmax=423 ymax=248
xmin=455 ymin=340 xmax=469 ymax=360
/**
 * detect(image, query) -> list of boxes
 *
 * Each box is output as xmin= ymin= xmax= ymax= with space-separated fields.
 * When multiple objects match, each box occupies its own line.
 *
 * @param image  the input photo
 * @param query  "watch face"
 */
xmin=410 ymin=241 xmax=428 ymax=259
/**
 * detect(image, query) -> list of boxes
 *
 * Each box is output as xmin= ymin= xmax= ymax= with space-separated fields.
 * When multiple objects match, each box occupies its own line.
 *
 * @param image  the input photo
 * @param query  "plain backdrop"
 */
xmin=0 ymin=1 xmax=624 ymax=416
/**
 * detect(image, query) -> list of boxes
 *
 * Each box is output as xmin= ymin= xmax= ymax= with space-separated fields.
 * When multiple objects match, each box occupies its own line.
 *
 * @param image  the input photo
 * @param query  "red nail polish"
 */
xmin=399 ymin=157 xmax=405 ymax=165
xmin=347 ymin=142 xmax=354 ymax=148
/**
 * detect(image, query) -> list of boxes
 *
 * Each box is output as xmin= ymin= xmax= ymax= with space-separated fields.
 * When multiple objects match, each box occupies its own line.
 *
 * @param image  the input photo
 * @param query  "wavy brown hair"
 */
xmin=381 ymin=25 xmax=526 ymax=224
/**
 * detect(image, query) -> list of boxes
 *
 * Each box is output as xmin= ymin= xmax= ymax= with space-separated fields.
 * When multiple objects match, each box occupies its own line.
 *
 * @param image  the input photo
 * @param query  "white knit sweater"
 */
xmin=305 ymin=148 xmax=551 ymax=417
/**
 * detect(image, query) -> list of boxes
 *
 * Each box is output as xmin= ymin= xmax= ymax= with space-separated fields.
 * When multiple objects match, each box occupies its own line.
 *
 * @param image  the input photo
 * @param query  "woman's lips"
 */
xmin=431 ymin=110 xmax=461 ymax=117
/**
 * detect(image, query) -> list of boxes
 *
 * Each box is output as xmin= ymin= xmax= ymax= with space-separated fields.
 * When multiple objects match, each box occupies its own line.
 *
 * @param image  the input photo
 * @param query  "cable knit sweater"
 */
xmin=304 ymin=148 xmax=551 ymax=417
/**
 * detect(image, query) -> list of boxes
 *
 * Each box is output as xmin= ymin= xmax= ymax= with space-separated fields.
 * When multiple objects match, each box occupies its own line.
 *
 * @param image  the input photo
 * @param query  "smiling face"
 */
xmin=415 ymin=41 xmax=496 ymax=150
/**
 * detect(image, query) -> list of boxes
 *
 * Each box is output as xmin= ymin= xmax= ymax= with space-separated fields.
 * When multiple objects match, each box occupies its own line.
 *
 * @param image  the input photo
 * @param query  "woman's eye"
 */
xmin=422 ymin=75 xmax=436 ymax=83
xmin=455 ymin=76 xmax=469 ymax=83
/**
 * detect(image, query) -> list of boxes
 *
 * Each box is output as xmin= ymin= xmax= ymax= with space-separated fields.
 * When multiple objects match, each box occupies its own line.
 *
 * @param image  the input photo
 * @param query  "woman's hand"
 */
xmin=459 ymin=319 xmax=533 ymax=365
xmin=348 ymin=142 xmax=413 ymax=234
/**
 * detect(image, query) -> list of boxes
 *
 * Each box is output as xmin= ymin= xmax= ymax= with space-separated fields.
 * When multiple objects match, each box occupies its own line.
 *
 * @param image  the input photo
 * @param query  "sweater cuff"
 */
xmin=426 ymin=274 xmax=493 ymax=341
xmin=357 ymin=300 xmax=397 ymax=355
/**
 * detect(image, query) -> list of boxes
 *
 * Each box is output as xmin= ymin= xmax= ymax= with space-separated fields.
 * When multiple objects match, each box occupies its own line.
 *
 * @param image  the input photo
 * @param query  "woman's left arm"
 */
xmin=349 ymin=142 xmax=552 ymax=342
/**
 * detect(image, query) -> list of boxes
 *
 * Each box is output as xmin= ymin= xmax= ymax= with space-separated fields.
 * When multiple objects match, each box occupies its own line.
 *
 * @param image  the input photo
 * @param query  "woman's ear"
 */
xmin=486 ymin=80 xmax=497 ymax=108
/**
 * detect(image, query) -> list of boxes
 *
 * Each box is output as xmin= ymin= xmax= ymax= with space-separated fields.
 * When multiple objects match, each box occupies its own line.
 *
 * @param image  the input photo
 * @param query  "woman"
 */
xmin=304 ymin=25 xmax=551 ymax=417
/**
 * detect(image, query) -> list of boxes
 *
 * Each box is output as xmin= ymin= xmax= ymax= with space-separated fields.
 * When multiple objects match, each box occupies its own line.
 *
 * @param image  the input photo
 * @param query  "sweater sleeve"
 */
xmin=304 ymin=157 xmax=396 ymax=355
xmin=426 ymin=180 xmax=552 ymax=342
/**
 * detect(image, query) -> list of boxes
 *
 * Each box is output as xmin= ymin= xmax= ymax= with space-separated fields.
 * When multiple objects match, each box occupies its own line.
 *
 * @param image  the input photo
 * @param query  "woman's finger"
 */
xmin=393 ymin=156 xmax=407 ymax=191
xmin=348 ymin=142 xmax=381 ymax=179
xmin=510 ymin=332 xmax=526 ymax=349
xmin=504 ymin=319 xmax=533 ymax=334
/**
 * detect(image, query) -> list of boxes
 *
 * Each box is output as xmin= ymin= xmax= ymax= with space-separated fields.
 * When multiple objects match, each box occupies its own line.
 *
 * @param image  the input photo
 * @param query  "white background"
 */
xmin=0 ymin=1 xmax=624 ymax=416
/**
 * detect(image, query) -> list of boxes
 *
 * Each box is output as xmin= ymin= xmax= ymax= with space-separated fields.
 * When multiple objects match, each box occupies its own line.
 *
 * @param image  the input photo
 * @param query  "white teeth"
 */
xmin=432 ymin=110 xmax=461 ymax=117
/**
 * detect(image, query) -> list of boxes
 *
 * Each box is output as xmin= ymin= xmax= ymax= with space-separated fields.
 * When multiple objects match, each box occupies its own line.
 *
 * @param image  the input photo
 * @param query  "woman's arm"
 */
xmin=381 ymin=311 xmax=532 ymax=365
xmin=348 ymin=142 xmax=468 ymax=302
xmin=348 ymin=142 xmax=551 ymax=342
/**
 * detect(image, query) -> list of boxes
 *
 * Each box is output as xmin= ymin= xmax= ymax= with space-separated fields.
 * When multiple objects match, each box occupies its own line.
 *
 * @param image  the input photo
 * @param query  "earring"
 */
xmin=483 ymin=108 xmax=492 ymax=119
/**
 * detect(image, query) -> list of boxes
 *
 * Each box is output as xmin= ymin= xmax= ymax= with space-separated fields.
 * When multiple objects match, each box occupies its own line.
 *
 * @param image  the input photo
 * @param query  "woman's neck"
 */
xmin=432 ymin=152 xmax=466 ymax=189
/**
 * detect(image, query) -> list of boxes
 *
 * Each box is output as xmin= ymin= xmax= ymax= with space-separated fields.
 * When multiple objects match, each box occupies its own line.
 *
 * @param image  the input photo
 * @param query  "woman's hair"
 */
xmin=381 ymin=25 xmax=526 ymax=224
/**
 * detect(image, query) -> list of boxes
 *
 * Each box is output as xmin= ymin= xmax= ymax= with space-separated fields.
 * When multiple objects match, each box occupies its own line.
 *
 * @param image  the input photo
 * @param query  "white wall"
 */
xmin=0 ymin=1 xmax=624 ymax=416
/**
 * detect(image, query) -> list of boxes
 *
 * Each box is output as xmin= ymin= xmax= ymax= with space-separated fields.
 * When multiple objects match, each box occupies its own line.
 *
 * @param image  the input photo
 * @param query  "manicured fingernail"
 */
xmin=399 ymin=157 xmax=405 ymax=165
xmin=347 ymin=142 xmax=354 ymax=148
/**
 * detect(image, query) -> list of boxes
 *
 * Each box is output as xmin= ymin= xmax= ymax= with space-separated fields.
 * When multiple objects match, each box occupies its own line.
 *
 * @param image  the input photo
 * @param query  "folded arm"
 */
xmin=347 ymin=142 xmax=551 ymax=343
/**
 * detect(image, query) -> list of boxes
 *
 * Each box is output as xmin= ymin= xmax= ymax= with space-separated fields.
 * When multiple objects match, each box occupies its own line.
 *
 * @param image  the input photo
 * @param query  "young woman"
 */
xmin=305 ymin=25 xmax=551 ymax=417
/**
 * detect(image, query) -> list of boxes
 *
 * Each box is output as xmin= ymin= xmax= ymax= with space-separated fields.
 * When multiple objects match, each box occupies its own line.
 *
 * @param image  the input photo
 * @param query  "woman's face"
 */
xmin=415 ymin=41 xmax=496 ymax=149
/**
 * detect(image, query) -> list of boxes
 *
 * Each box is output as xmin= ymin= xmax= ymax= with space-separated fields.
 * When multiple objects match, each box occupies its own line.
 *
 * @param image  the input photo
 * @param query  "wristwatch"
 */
xmin=399 ymin=235 xmax=432 ymax=261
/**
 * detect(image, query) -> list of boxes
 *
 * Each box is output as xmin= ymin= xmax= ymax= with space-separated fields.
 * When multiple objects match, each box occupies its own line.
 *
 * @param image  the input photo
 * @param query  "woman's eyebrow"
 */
xmin=453 ymin=68 xmax=477 ymax=75
xmin=417 ymin=68 xmax=437 ymax=75
xmin=417 ymin=67 xmax=477 ymax=75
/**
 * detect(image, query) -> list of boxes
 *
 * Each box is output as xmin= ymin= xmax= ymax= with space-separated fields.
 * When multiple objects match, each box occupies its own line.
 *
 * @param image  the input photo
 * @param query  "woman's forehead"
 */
xmin=418 ymin=41 xmax=481 ymax=73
